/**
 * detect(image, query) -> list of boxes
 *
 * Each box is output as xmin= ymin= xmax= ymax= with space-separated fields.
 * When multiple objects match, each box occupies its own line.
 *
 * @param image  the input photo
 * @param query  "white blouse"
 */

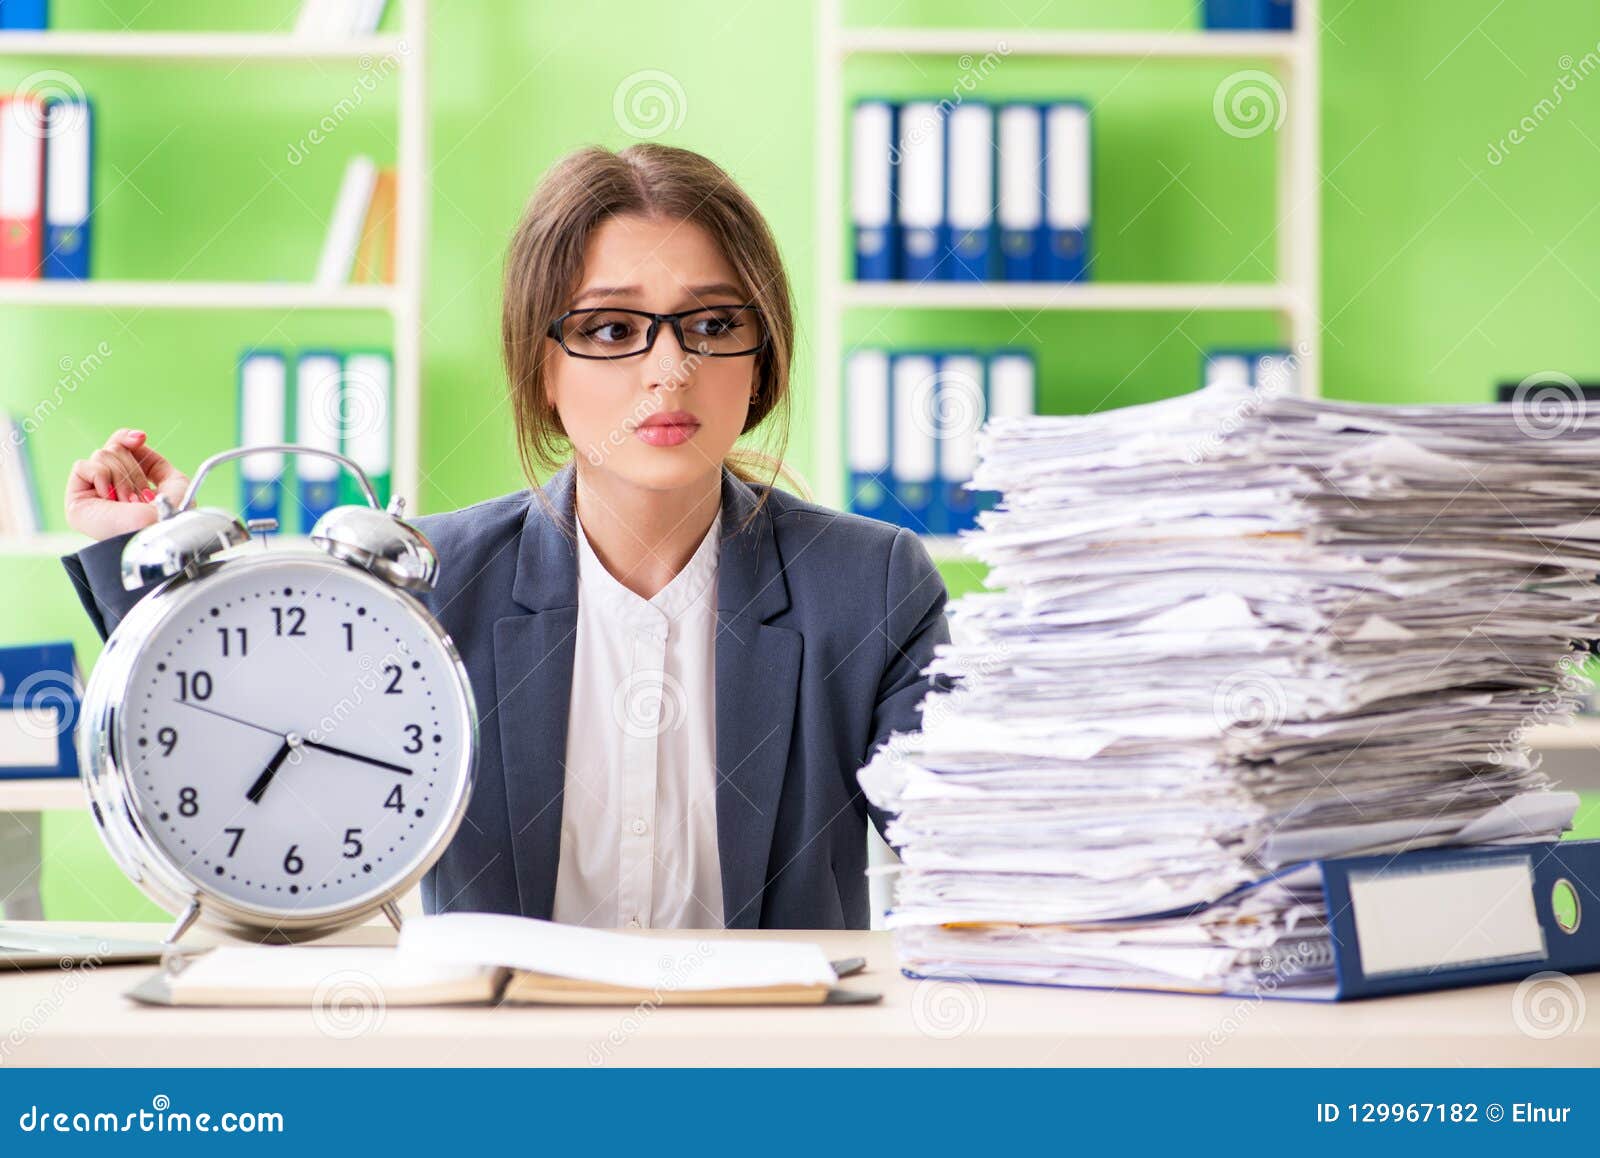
xmin=550 ymin=508 xmax=726 ymax=929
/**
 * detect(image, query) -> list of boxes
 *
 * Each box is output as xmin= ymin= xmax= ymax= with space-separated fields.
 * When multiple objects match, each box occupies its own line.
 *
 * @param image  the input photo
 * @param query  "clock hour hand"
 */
xmin=302 ymin=740 xmax=412 ymax=776
xmin=245 ymin=739 xmax=294 ymax=805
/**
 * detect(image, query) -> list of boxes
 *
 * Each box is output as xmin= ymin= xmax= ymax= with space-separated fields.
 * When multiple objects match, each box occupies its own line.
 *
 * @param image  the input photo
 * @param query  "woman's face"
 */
xmin=547 ymin=213 xmax=760 ymax=495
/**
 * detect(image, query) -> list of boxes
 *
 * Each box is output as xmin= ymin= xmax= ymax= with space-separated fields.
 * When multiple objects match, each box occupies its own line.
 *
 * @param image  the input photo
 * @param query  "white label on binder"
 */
xmin=0 ymin=101 xmax=43 ymax=216
xmin=1206 ymin=355 xmax=1252 ymax=390
xmin=296 ymin=354 xmax=344 ymax=479
xmin=240 ymin=355 xmax=286 ymax=479
xmin=997 ymin=105 xmax=1042 ymax=231
xmin=45 ymin=103 xmax=91 ymax=225
xmin=987 ymin=355 xmax=1036 ymax=419
xmin=1348 ymin=858 xmax=1546 ymax=978
xmin=343 ymin=353 xmax=393 ymax=474
xmin=938 ymin=356 xmax=985 ymax=481
xmin=892 ymin=354 xmax=937 ymax=484
xmin=946 ymin=103 xmax=993 ymax=231
xmin=1045 ymin=104 xmax=1090 ymax=230
xmin=851 ymin=103 xmax=893 ymax=230
xmin=1255 ymin=353 xmax=1298 ymax=395
xmin=897 ymin=102 xmax=944 ymax=230
xmin=0 ymin=707 xmax=59 ymax=768
xmin=846 ymin=350 xmax=890 ymax=474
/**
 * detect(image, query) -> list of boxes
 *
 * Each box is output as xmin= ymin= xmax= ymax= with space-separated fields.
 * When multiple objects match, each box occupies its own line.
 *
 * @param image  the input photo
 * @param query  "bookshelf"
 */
xmin=813 ymin=0 xmax=1323 ymax=517
xmin=0 ymin=1 xmax=429 ymax=557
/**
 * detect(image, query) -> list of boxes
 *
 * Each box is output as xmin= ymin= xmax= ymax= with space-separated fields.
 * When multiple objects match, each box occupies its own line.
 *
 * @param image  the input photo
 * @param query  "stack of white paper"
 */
xmin=858 ymin=383 xmax=1600 ymax=993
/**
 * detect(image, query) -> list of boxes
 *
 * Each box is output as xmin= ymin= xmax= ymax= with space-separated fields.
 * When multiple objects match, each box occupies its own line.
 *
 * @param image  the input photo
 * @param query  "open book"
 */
xmin=127 ymin=913 xmax=877 ymax=1007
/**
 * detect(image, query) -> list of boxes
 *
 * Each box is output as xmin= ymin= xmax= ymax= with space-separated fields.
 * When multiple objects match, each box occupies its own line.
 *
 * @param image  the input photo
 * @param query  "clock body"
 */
xmin=78 ymin=545 xmax=477 ymax=942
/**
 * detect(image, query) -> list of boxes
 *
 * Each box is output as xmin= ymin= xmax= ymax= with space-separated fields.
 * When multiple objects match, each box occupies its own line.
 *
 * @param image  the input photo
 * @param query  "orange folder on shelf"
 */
xmin=354 ymin=167 xmax=396 ymax=284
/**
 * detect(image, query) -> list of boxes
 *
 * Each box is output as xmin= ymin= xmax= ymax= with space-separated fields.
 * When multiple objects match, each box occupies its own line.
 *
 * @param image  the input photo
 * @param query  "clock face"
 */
xmin=113 ymin=554 xmax=473 ymax=918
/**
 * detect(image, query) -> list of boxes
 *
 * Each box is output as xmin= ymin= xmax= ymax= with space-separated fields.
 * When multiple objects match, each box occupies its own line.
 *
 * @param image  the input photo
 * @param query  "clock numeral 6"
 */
xmin=342 ymin=828 xmax=364 ymax=858
xmin=175 ymin=670 xmax=213 ymax=701
xmin=283 ymin=844 xmax=304 ymax=875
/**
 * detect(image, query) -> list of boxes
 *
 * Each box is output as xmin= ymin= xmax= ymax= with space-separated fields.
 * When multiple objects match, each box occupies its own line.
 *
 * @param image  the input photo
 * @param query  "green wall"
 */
xmin=3 ymin=0 xmax=1596 ymax=918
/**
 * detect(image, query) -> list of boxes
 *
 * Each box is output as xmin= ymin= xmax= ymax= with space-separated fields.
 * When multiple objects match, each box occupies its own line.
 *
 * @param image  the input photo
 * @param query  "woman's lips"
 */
xmin=633 ymin=413 xmax=701 ymax=447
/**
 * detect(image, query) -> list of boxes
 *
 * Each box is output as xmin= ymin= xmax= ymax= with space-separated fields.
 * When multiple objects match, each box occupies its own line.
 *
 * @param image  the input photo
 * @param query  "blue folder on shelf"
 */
xmin=851 ymin=100 xmax=897 ymax=281
xmin=0 ymin=0 xmax=49 ymax=30
xmin=935 ymin=352 xmax=985 ymax=533
xmin=42 ymin=98 xmax=91 ymax=280
xmin=895 ymin=101 xmax=946 ymax=283
xmin=889 ymin=352 xmax=938 ymax=532
xmin=845 ymin=349 xmax=894 ymax=523
xmin=977 ymin=350 xmax=1036 ymax=513
xmin=997 ymin=103 xmax=1043 ymax=281
xmin=1204 ymin=347 xmax=1297 ymax=394
xmin=293 ymin=350 xmax=344 ymax=532
xmin=238 ymin=350 xmax=286 ymax=525
xmin=944 ymin=102 xmax=994 ymax=281
xmin=1043 ymin=102 xmax=1091 ymax=282
xmin=0 ymin=642 xmax=81 ymax=781
xmin=1203 ymin=0 xmax=1294 ymax=29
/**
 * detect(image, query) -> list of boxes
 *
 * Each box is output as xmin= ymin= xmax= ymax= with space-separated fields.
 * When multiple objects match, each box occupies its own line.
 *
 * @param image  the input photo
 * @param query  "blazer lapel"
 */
xmin=714 ymin=471 xmax=801 ymax=929
xmin=495 ymin=466 xmax=580 ymax=919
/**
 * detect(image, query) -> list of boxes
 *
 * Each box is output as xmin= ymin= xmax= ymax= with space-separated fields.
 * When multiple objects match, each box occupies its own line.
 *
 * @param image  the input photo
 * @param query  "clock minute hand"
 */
xmin=302 ymin=740 xmax=412 ymax=776
xmin=171 ymin=699 xmax=287 ymax=739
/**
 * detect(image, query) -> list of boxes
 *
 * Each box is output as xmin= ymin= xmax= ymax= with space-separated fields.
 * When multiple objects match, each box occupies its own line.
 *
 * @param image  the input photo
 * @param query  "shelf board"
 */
xmin=0 ymin=32 xmax=405 ymax=61
xmin=1527 ymin=719 xmax=1600 ymax=751
xmin=840 ymin=281 xmax=1297 ymax=313
xmin=0 ymin=533 xmax=90 ymax=558
xmin=837 ymin=28 xmax=1303 ymax=60
xmin=0 ymin=281 xmax=399 ymax=311
xmin=0 ymin=777 xmax=84 ymax=812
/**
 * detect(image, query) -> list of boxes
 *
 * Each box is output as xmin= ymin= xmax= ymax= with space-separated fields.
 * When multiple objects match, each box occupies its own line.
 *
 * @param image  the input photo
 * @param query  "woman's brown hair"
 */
xmin=501 ymin=143 xmax=797 ymax=501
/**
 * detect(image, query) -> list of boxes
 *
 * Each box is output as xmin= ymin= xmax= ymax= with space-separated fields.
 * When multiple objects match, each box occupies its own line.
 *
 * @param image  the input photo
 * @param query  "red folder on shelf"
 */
xmin=0 ymin=95 xmax=46 ymax=279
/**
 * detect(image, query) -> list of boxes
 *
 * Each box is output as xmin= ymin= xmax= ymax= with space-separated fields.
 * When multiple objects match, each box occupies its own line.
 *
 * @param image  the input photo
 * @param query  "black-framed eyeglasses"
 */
xmin=546 ymin=305 xmax=769 ymax=361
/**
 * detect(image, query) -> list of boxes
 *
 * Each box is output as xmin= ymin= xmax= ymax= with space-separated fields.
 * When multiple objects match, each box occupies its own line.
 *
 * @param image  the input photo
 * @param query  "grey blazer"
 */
xmin=60 ymin=465 xmax=950 ymax=929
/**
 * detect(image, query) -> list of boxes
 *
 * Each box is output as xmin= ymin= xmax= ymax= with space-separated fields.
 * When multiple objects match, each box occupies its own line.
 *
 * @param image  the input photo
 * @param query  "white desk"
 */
xmin=1 ymin=921 xmax=1596 ymax=1066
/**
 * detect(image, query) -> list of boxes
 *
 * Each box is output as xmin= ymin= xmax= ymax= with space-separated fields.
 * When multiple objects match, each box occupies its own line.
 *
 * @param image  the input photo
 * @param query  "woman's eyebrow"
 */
xmin=571 ymin=282 xmax=748 ymax=306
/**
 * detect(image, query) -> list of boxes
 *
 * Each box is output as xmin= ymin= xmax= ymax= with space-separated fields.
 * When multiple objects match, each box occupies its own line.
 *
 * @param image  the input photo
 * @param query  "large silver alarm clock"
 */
xmin=77 ymin=445 xmax=477 ymax=945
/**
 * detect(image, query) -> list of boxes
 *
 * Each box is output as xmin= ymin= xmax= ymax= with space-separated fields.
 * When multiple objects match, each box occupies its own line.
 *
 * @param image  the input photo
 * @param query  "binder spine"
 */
xmin=896 ymin=102 xmax=946 ymax=283
xmin=845 ymin=349 xmax=892 ymax=522
xmin=1043 ymin=102 xmax=1090 ymax=282
xmin=43 ymin=98 xmax=92 ymax=281
xmin=889 ymin=352 xmax=938 ymax=532
xmin=238 ymin=351 xmax=286 ymax=525
xmin=851 ymin=101 xmax=897 ymax=282
xmin=997 ymin=104 xmax=1043 ymax=282
xmin=944 ymin=102 xmax=994 ymax=282
xmin=0 ymin=0 xmax=48 ymax=29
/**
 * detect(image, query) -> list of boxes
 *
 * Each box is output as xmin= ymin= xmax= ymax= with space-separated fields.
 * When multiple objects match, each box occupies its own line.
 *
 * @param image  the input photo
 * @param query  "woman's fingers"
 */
xmin=90 ymin=445 xmax=152 ymax=502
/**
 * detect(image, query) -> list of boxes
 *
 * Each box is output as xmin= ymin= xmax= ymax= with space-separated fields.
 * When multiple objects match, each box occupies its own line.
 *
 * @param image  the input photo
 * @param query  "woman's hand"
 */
xmin=64 ymin=429 xmax=191 ymax=542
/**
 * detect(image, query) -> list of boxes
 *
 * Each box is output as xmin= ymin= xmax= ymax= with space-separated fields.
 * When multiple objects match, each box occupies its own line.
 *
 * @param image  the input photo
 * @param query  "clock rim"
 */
xmin=78 ymin=546 xmax=478 ymax=941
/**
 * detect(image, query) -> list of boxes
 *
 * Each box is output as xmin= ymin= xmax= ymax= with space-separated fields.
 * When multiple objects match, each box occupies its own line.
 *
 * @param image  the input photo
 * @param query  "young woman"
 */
xmin=60 ymin=143 xmax=950 ymax=931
